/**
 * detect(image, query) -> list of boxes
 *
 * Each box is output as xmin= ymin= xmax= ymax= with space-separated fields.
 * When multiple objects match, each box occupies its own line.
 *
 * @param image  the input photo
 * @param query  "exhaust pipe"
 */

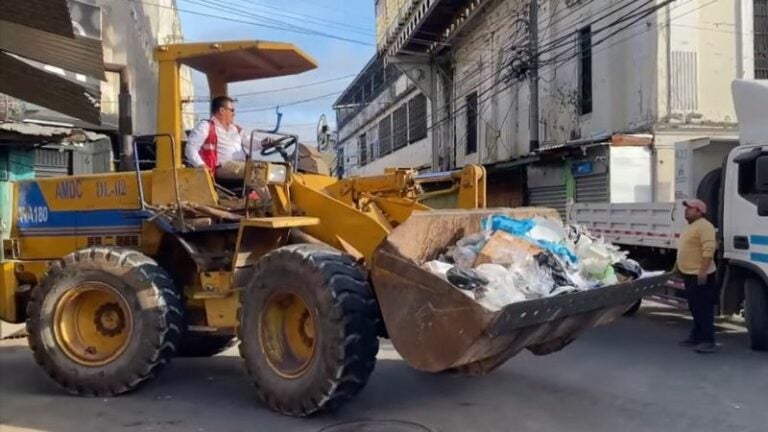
xmin=104 ymin=63 xmax=133 ymax=171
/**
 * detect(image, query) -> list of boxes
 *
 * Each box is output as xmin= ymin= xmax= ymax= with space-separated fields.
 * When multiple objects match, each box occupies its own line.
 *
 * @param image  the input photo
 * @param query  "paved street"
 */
xmin=1 ymin=304 xmax=766 ymax=432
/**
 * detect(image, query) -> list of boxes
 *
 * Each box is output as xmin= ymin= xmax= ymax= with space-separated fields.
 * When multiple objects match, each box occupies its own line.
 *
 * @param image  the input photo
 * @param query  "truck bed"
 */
xmin=568 ymin=202 xmax=687 ymax=249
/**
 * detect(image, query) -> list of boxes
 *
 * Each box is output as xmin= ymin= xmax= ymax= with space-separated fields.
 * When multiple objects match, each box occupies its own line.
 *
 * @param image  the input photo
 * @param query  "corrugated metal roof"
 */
xmin=0 ymin=121 xmax=108 ymax=143
xmin=0 ymin=52 xmax=101 ymax=125
xmin=0 ymin=0 xmax=74 ymax=39
xmin=0 ymin=20 xmax=105 ymax=80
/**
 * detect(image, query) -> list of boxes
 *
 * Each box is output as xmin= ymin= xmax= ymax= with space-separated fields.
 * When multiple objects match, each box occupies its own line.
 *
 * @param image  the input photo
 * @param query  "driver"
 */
xmin=185 ymin=96 xmax=272 ymax=180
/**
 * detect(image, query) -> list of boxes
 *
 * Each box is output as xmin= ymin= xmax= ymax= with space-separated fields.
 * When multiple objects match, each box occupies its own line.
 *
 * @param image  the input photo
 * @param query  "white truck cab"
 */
xmin=718 ymin=80 xmax=768 ymax=349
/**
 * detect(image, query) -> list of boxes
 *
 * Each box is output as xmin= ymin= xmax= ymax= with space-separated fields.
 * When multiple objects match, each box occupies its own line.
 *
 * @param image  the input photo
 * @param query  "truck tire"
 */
xmin=26 ymin=247 xmax=183 ymax=396
xmin=177 ymin=333 xmax=236 ymax=357
xmin=696 ymin=168 xmax=722 ymax=228
xmin=745 ymin=278 xmax=768 ymax=351
xmin=238 ymin=244 xmax=379 ymax=417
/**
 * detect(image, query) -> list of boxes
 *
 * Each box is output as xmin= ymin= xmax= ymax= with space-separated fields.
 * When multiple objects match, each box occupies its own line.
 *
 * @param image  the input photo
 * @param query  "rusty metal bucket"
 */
xmin=371 ymin=208 xmax=668 ymax=374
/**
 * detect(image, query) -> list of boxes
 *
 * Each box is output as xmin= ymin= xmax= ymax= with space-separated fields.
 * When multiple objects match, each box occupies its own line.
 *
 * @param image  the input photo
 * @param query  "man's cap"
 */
xmin=683 ymin=199 xmax=707 ymax=214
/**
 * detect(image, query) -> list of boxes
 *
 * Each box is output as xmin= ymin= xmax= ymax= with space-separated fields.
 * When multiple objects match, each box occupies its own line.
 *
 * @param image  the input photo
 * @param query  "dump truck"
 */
xmin=569 ymin=79 xmax=768 ymax=351
xmin=0 ymin=41 xmax=666 ymax=417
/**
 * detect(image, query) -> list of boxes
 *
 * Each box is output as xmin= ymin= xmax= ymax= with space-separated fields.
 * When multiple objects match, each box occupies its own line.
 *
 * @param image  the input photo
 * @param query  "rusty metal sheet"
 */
xmin=0 ymin=20 xmax=105 ymax=80
xmin=0 ymin=52 xmax=100 ymax=125
xmin=371 ymin=208 xmax=668 ymax=373
xmin=0 ymin=0 xmax=74 ymax=38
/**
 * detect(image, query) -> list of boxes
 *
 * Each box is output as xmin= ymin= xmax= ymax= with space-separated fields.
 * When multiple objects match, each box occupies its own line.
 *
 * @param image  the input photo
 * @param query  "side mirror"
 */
xmin=758 ymin=197 xmax=768 ymax=217
xmin=756 ymin=156 xmax=768 ymax=193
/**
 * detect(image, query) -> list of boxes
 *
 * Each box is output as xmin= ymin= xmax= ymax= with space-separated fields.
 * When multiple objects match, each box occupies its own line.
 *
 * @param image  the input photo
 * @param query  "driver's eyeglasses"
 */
xmin=223 ymin=107 xmax=235 ymax=113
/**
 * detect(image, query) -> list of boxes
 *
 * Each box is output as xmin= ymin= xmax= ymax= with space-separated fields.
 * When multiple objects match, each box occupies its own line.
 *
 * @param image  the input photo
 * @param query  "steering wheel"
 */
xmin=260 ymin=135 xmax=298 ymax=158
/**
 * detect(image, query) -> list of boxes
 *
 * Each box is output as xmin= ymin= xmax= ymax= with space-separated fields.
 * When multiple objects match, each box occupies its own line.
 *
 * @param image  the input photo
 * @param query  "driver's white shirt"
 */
xmin=185 ymin=118 xmax=263 ymax=167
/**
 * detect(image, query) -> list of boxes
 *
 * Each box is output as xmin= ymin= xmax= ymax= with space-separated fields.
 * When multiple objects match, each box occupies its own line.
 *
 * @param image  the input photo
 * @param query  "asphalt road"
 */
xmin=1 ymin=304 xmax=766 ymax=432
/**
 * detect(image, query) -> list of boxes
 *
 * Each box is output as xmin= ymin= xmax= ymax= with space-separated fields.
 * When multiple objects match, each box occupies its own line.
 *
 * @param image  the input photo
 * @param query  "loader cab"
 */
xmin=140 ymin=42 xmax=317 ymax=211
xmin=152 ymin=41 xmax=317 ymax=171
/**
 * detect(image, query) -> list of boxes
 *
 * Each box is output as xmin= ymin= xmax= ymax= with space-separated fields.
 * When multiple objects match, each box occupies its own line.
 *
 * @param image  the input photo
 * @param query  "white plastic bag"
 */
xmin=529 ymin=217 xmax=567 ymax=243
xmin=423 ymin=260 xmax=454 ymax=279
xmin=474 ymin=264 xmax=527 ymax=310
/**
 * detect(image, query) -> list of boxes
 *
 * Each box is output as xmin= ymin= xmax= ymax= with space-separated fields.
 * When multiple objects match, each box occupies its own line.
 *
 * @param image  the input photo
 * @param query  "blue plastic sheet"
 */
xmin=482 ymin=215 xmax=535 ymax=236
xmin=482 ymin=215 xmax=579 ymax=264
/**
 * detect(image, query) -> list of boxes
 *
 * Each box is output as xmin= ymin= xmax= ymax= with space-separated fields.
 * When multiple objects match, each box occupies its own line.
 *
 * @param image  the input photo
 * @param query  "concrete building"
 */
xmin=1 ymin=0 xmax=195 ymax=175
xmin=336 ymin=0 xmax=764 ymax=211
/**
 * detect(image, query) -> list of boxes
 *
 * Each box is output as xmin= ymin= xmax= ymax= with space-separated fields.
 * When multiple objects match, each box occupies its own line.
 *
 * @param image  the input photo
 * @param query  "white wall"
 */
xmin=95 ymin=0 xmax=194 ymax=134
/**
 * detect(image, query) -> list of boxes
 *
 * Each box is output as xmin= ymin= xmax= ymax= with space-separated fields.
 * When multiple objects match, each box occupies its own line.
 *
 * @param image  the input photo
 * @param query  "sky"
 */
xmin=176 ymin=0 xmax=376 ymax=144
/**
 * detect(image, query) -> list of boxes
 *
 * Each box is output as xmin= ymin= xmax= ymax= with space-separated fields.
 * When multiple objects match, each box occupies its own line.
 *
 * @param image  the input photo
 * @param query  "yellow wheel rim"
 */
xmin=53 ymin=282 xmax=133 ymax=367
xmin=259 ymin=292 xmax=316 ymax=379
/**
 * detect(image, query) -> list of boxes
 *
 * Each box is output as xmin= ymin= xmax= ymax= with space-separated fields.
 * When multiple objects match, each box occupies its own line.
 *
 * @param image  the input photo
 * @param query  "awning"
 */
xmin=0 ymin=0 xmax=74 ymax=38
xmin=0 ymin=121 xmax=108 ymax=145
xmin=0 ymin=52 xmax=101 ymax=125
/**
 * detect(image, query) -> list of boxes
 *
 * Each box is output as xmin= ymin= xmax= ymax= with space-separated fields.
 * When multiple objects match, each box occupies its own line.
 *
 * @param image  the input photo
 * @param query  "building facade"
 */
xmin=337 ymin=0 xmax=762 ymax=210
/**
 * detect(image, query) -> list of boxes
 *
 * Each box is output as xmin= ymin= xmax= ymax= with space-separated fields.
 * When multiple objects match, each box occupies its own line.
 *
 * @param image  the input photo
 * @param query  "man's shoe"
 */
xmin=694 ymin=342 xmax=719 ymax=354
xmin=678 ymin=338 xmax=699 ymax=347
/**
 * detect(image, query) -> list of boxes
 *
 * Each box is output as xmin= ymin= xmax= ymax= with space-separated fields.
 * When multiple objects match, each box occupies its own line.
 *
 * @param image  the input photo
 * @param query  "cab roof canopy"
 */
xmin=154 ymin=40 xmax=317 ymax=96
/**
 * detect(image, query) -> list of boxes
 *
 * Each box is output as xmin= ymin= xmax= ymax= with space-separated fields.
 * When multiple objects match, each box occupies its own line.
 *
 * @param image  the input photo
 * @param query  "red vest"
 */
xmin=199 ymin=120 xmax=242 ymax=172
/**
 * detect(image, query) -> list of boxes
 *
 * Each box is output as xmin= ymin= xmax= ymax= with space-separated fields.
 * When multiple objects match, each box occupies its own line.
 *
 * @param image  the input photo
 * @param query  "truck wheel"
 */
xmin=745 ymin=278 xmax=768 ymax=351
xmin=177 ymin=333 xmax=236 ymax=357
xmin=696 ymin=168 xmax=722 ymax=228
xmin=238 ymin=244 xmax=379 ymax=417
xmin=26 ymin=247 xmax=183 ymax=396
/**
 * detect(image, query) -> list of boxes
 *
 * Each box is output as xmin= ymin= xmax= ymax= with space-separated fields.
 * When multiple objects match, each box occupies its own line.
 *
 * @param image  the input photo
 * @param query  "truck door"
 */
xmin=722 ymin=147 xmax=768 ymax=273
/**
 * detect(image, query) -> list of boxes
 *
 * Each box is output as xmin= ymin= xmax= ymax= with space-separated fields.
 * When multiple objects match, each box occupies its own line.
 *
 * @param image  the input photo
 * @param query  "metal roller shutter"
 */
xmin=35 ymin=147 xmax=70 ymax=177
xmin=528 ymin=185 xmax=567 ymax=219
xmin=575 ymin=173 xmax=609 ymax=203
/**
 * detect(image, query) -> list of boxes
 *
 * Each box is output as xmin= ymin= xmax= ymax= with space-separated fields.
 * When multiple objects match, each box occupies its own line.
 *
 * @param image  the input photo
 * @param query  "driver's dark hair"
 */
xmin=211 ymin=96 xmax=234 ymax=115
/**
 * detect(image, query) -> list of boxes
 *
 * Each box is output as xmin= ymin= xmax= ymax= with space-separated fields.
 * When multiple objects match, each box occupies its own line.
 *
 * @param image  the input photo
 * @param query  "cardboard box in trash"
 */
xmin=474 ymin=231 xmax=543 ymax=267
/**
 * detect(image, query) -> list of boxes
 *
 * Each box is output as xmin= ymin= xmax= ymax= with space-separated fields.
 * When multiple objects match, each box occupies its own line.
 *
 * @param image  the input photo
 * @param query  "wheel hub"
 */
xmin=260 ymin=292 xmax=316 ymax=379
xmin=53 ymin=282 xmax=134 ymax=367
xmin=94 ymin=302 xmax=126 ymax=337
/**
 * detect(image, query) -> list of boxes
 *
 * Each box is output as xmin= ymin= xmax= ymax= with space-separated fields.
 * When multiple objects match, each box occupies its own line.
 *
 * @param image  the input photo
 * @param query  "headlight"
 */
xmin=267 ymin=164 xmax=288 ymax=184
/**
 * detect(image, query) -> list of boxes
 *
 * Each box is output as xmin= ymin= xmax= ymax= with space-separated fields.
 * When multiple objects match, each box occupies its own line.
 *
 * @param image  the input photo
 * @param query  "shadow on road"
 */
xmin=1 ymin=306 xmax=765 ymax=432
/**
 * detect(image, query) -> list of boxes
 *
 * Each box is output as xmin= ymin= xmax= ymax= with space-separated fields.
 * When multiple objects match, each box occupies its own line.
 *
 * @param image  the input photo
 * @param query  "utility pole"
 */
xmin=529 ymin=0 xmax=539 ymax=152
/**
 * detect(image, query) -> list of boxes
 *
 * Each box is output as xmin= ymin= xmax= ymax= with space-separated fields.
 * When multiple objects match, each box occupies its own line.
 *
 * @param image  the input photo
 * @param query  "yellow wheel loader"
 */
xmin=0 ymin=41 xmax=667 ymax=417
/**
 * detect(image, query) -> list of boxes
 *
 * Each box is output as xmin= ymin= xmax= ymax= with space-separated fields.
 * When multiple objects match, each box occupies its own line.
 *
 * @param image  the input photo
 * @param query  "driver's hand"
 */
xmin=261 ymin=138 xmax=275 ymax=148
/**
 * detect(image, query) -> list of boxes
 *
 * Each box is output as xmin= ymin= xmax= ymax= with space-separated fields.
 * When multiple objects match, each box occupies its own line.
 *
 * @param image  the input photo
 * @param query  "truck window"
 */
xmin=738 ymin=154 xmax=768 ymax=204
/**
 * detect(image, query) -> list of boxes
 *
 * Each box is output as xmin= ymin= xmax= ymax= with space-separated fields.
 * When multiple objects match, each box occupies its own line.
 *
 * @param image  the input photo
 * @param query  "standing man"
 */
xmin=675 ymin=199 xmax=719 ymax=354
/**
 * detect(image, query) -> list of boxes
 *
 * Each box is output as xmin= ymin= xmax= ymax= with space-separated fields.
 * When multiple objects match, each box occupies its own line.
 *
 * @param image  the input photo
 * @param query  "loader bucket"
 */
xmin=371 ymin=208 xmax=668 ymax=374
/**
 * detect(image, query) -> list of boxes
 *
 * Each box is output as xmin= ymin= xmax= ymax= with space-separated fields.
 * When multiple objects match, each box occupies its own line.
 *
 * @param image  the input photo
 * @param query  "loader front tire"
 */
xmin=26 ymin=247 xmax=183 ymax=396
xmin=238 ymin=244 xmax=380 ymax=417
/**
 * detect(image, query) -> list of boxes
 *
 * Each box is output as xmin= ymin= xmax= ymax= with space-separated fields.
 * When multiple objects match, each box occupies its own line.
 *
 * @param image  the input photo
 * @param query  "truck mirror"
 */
xmin=757 ymin=156 xmax=768 ymax=193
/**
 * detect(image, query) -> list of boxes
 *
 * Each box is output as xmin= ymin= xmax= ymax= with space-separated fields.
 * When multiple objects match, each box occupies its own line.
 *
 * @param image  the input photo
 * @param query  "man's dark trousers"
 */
xmin=683 ymin=273 xmax=716 ymax=343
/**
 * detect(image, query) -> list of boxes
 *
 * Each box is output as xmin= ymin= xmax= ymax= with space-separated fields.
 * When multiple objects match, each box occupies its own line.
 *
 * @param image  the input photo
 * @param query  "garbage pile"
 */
xmin=422 ymin=214 xmax=663 ymax=311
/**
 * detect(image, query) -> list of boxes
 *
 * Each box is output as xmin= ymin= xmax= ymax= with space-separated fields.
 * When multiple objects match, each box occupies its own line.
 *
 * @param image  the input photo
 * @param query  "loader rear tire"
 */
xmin=745 ymin=278 xmax=768 ymax=351
xmin=26 ymin=247 xmax=183 ymax=396
xmin=238 ymin=244 xmax=379 ymax=417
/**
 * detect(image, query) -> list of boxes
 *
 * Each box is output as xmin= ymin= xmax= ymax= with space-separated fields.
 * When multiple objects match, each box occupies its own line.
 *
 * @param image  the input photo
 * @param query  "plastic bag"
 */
xmin=529 ymin=217 xmax=567 ymax=243
xmin=448 ymin=246 xmax=478 ymax=269
xmin=447 ymin=267 xmax=489 ymax=293
xmin=423 ymin=260 xmax=454 ymax=279
xmin=534 ymin=251 xmax=573 ymax=288
xmin=457 ymin=232 xmax=492 ymax=251
xmin=474 ymin=264 xmax=527 ymax=310
xmin=482 ymin=215 xmax=535 ymax=236
xmin=613 ymin=259 xmax=643 ymax=280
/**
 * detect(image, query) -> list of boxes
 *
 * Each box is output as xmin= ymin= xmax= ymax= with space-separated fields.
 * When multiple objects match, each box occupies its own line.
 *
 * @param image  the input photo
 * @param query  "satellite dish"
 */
xmin=317 ymin=114 xmax=330 ymax=152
